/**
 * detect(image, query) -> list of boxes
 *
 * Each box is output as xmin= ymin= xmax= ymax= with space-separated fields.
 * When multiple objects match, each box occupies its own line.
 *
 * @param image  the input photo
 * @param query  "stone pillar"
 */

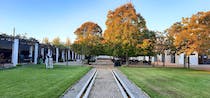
xmin=56 ymin=48 xmax=59 ymax=63
xmin=48 ymin=48 xmax=51 ymax=57
xmin=41 ymin=48 xmax=44 ymax=57
xmin=72 ymin=51 xmax=74 ymax=61
xmin=62 ymin=50 xmax=65 ymax=62
xmin=82 ymin=55 xmax=85 ymax=60
xmin=29 ymin=46 xmax=33 ymax=59
xmin=68 ymin=50 xmax=70 ymax=61
xmin=12 ymin=39 xmax=19 ymax=66
xmin=34 ymin=43 xmax=38 ymax=64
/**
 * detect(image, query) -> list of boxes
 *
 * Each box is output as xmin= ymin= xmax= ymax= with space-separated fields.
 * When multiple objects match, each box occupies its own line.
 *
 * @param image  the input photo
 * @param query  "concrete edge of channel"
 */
xmin=113 ymin=69 xmax=150 ymax=98
xmin=60 ymin=68 xmax=96 ymax=98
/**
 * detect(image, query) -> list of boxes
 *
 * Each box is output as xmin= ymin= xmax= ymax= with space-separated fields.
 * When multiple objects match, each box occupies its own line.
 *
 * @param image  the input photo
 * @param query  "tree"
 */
xmin=154 ymin=32 xmax=167 ymax=67
xmin=65 ymin=37 xmax=71 ymax=47
xmin=42 ymin=37 xmax=50 ymax=44
xmin=103 ymin=3 xmax=147 ymax=65
xmin=138 ymin=30 xmax=156 ymax=61
xmin=71 ymin=21 xmax=103 ymax=64
xmin=52 ymin=37 xmax=61 ymax=47
xmin=167 ymin=11 xmax=210 ymax=68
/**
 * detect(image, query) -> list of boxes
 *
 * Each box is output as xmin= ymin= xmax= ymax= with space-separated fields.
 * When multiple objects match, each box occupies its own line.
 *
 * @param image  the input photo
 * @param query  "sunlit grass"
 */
xmin=120 ymin=67 xmax=210 ymax=98
xmin=0 ymin=64 xmax=91 ymax=98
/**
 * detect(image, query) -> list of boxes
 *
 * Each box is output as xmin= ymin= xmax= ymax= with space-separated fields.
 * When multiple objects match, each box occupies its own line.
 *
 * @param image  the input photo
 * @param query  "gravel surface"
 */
xmin=88 ymin=67 xmax=123 ymax=98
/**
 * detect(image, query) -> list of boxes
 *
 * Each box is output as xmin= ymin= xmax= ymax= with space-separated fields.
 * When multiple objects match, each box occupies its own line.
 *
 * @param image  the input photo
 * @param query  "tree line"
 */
xmin=71 ymin=3 xmax=210 ymax=67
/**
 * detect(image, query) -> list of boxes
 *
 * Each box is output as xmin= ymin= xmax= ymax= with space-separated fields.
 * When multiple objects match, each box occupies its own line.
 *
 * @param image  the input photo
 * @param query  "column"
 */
xmin=82 ymin=55 xmax=85 ymax=60
xmin=68 ymin=50 xmax=70 ymax=61
xmin=41 ymin=48 xmax=44 ymax=57
xmin=56 ymin=48 xmax=59 ymax=63
xmin=34 ymin=43 xmax=38 ymax=64
xmin=72 ymin=51 xmax=74 ymax=61
xmin=12 ymin=39 xmax=19 ymax=66
xmin=48 ymin=48 xmax=51 ymax=57
xmin=62 ymin=50 xmax=65 ymax=62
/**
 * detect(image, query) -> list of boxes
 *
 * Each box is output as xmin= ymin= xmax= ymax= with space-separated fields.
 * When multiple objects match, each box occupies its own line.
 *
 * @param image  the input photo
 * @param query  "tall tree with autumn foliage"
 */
xmin=103 ymin=3 xmax=147 ymax=65
xmin=71 ymin=21 xmax=103 ymax=63
xmin=52 ymin=37 xmax=61 ymax=47
xmin=167 ymin=11 xmax=210 ymax=68
xmin=65 ymin=37 xmax=71 ymax=47
xmin=42 ymin=37 xmax=50 ymax=44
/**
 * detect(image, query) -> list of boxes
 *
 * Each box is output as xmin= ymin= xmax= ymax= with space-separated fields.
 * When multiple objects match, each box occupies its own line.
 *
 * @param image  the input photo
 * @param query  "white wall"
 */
xmin=189 ymin=52 xmax=198 ymax=65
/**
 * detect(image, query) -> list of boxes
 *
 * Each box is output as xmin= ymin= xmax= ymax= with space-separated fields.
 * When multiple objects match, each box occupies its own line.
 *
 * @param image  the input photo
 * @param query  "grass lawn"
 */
xmin=0 ymin=64 xmax=91 ymax=98
xmin=119 ymin=67 xmax=210 ymax=98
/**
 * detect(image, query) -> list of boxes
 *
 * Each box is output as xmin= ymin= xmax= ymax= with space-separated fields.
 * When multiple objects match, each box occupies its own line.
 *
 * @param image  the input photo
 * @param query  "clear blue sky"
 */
xmin=0 ymin=0 xmax=210 ymax=43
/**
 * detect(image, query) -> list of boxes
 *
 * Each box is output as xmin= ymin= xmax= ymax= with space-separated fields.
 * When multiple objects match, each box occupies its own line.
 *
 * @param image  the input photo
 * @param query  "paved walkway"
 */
xmin=191 ymin=65 xmax=210 ymax=71
xmin=88 ymin=66 xmax=123 ymax=98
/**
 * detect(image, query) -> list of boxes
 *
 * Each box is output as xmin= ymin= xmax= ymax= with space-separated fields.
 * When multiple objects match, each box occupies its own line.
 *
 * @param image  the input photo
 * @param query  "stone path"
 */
xmin=61 ymin=68 xmax=96 ymax=98
xmin=88 ymin=67 xmax=123 ymax=98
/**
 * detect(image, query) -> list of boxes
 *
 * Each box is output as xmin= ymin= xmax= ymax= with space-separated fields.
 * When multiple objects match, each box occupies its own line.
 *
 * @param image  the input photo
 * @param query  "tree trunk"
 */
xmin=163 ymin=53 xmax=165 ymax=67
xmin=187 ymin=56 xmax=190 ymax=69
xmin=184 ymin=54 xmax=186 ymax=68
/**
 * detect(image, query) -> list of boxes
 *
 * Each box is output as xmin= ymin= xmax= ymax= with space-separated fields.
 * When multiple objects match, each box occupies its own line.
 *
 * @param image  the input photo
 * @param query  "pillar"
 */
xmin=72 ymin=51 xmax=74 ymax=61
xmin=68 ymin=50 xmax=70 ymax=61
xmin=56 ymin=48 xmax=59 ymax=63
xmin=82 ymin=55 xmax=85 ymax=60
xmin=34 ymin=43 xmax=38 ymax=64
xmin=41 ymin=48 xmax=44 ymax=57
xmin=12 ymin=39 xmax=19 ymax=66
xmin=62 ymin=50 xmax=65 ymax=62
xmin=48 ymin=48 xmax=51 ymax=57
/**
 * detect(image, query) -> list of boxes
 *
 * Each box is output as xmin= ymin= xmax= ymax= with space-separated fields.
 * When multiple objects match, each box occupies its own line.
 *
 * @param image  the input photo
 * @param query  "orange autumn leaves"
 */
xmin=74 ymin=21 xmax=102 ymax=45
xmin=103 ymin=3 xmax=147 ymax=56
xmin=72 ymin=3 xmax=155 ymax=58
xmin=73 ymin=22 xmax=103 ymax=56
xmin=167 ymin=11 xmax=210 ymax=56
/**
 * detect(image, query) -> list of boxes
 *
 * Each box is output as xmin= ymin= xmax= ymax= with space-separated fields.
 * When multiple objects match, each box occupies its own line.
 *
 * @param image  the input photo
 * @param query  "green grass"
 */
xmin=0 ymin=64 xmax=91 ymax=98
xmin=119 ymin=67 xmax=210 ymax=98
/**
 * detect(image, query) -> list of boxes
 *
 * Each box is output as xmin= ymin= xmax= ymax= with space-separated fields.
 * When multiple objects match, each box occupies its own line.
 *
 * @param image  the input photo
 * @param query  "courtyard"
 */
xmin=0 ymin=0 xmax=210 ymax=98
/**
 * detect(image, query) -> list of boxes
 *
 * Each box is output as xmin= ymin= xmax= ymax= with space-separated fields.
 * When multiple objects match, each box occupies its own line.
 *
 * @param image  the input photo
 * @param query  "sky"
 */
xmin=0 ymin=0 xmax=210 ymax=43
